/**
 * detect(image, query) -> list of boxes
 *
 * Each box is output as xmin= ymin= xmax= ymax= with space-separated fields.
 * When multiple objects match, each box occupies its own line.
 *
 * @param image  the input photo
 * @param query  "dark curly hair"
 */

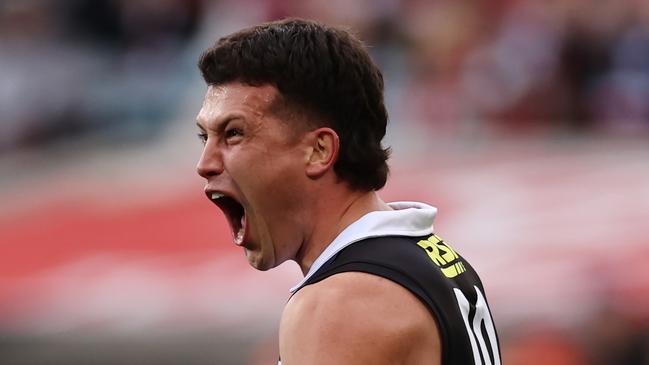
xmin=198 ymin=18 xmax=390 ymax=191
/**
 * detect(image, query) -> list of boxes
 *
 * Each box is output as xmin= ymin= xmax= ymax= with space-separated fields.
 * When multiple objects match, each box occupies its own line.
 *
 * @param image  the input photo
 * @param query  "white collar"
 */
xmin=290 ymin=201 xmax=437 ymax=293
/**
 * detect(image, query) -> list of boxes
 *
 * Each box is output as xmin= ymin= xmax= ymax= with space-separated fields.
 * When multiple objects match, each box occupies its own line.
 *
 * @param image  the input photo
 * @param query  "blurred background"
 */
xmin=1 ymin=0 xmax=648 ymax=364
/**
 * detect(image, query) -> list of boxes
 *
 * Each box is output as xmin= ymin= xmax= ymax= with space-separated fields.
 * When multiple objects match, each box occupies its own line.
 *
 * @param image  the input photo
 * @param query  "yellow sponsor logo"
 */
xmin=417 ymin=234 xmax=466 ymax=278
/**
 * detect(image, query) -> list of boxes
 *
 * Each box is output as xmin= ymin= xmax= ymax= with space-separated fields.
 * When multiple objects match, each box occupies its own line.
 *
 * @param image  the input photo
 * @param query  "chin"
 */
xmin=251 ymin=264 xmax=273 ymax=271
xmin=248 ymin=261 xmax=275 ymax=271
xmin=245 ymin=250 xmax=275 ymax=271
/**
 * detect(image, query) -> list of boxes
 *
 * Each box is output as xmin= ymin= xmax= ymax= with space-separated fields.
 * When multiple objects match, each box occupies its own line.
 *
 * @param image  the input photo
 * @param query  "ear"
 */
xmin=305 ymin=128 xmax=339 ymax=179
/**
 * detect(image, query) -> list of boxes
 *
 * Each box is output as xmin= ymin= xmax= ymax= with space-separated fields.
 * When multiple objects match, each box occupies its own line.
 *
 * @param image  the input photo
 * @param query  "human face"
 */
xmin=196 ymin=82 xmax=310 ymax=270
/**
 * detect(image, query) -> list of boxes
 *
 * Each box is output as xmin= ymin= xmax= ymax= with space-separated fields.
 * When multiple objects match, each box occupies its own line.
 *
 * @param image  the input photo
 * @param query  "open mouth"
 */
xmin=209 ymin=192 xmax=247 ymax=245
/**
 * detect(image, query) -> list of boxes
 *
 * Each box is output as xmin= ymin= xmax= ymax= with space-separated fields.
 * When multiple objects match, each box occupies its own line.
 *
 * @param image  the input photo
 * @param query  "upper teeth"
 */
xmin=211 ymin=192 xmax=224 ymax=200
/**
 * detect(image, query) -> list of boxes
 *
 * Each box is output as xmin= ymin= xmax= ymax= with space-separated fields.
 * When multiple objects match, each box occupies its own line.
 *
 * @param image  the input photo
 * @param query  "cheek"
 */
xmin=251 ymin=153 xmax=304 ymax=196
xmin=248 ymin=169 xmax=304 ymax=239
xmin=235 ymin=147 xmax=306 ymax=225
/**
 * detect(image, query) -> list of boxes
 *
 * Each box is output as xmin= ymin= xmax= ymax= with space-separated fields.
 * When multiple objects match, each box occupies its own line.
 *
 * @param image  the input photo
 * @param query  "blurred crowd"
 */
xmin=2 ymin=0 xmax=649 ymax=152
xmin=501 ymin=309 xmax=649 ymax=365
xmin=0 ymin=0 xmax=202 ymax=151
xmin=1 ymin=1 xmax=648 ymax=364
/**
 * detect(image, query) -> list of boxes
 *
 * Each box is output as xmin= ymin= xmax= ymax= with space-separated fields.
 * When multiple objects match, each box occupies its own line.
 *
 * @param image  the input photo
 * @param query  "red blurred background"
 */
xmin=1 ymin=0 xmax=649 ymax=364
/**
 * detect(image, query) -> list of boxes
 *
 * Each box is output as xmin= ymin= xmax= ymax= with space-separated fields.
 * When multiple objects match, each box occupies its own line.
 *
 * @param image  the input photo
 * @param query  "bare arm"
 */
xmin=279 ymin=272 xmax=442 ymax=365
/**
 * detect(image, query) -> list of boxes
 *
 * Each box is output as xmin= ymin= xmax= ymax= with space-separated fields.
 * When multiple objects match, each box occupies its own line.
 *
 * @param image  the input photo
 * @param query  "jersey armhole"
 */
xmin=297 ymin=260 xmax=451 ymax=362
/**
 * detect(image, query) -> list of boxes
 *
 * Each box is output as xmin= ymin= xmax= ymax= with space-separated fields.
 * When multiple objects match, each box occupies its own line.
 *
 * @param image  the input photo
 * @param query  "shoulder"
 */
xmin=279 ymin=271 xmax=441 ymax=365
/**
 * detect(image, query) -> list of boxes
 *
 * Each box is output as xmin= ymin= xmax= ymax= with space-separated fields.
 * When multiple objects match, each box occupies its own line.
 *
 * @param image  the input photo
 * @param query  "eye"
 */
xmin=197 ymin=132 xmax=208 ymax=144
xmin=224 ymin=127 xmax=243 ymax=140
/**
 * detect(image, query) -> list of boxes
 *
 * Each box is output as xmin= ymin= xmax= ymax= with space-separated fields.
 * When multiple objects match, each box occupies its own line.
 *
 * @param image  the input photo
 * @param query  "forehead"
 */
xmin=197 ymin=82 xmax=279 ymax=125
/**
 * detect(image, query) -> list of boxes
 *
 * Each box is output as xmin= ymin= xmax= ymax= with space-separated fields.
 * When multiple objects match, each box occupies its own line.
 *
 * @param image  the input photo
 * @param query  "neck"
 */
xmin=295 ymin=188 xmax=392 ymax=275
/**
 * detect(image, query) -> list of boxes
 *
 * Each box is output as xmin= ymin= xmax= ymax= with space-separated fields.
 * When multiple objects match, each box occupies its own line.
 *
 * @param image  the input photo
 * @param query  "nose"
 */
xmin=196 ymin=142 xmax=224 ymax=178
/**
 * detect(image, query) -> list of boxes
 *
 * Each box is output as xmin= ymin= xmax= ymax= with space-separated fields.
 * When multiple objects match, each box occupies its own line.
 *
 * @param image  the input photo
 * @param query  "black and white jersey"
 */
xmin=283 ymin=202 xmax=501 ymax=365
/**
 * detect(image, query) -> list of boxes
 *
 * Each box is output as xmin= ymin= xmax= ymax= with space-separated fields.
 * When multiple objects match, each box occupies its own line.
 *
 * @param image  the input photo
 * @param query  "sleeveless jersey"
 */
xmin=279 ymin=202 xmax=501 ymax=365
xmin=291 ymin=233 xmax=501 ymax=365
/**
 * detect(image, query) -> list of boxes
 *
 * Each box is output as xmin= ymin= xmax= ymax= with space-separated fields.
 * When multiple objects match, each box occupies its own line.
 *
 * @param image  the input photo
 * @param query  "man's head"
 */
xmin=198 ymin=18 xmax=390 ymax=191
xmin=196 ymin=19 xmax=390 ymax=270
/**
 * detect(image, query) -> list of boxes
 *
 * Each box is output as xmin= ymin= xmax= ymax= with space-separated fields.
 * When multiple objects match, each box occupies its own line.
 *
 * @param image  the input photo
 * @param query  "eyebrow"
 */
xmin=196 ymin=114 xmax=244 ymax=134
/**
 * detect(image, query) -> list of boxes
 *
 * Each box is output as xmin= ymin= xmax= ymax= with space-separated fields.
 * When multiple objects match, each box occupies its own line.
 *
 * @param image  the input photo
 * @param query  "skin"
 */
xmin=280 ymin=272 xmax=442 ymax=365
xmin=196 ymin=82 xmax=442 ymax=364
xmin=196 ymin=83 xmax=311 ymax=270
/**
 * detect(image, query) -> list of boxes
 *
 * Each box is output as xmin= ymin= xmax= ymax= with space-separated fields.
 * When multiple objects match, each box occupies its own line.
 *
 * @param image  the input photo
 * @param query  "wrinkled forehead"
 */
xmin=197 ymin=83 xmax=279 ymax=124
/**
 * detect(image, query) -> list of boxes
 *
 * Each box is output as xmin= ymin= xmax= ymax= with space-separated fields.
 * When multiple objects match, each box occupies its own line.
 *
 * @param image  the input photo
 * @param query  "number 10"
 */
xmin=453 ymin=286 xmax=501 ymax=365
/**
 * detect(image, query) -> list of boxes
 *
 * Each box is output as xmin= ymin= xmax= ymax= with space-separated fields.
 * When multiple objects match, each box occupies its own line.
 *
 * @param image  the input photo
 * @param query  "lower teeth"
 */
xmin=235 ymin=228 xmax=244 ymax=244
